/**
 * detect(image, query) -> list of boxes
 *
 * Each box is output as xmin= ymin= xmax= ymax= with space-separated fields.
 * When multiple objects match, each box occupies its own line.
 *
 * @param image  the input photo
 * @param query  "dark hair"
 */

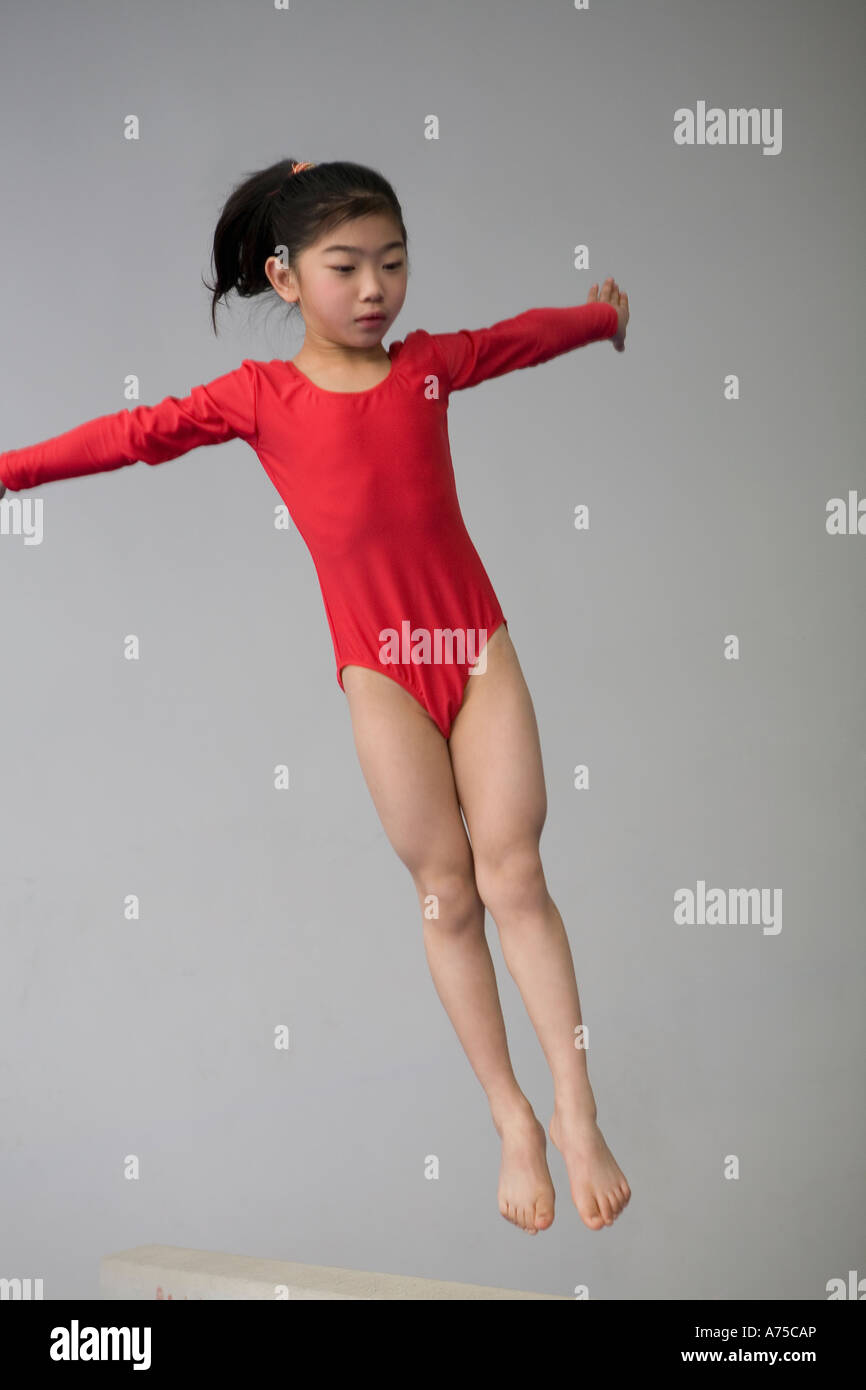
xmin=202 ymin=158 xmax=409 ymax=335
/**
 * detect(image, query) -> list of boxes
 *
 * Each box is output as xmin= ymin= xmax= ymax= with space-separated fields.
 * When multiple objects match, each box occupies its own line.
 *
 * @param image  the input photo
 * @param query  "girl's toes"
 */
xmin=578 ymin=1190 xmax=604 ymax=1230
xmin=596 ymin=1191 xmax=614 ymax=1225
xmin=534 ymin=1199 xmax=554 ymax=1230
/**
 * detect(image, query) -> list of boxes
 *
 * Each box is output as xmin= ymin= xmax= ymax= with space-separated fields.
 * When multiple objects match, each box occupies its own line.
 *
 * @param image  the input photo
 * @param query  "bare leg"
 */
xmin=449 ymin=627 xmax=631 ymax=1230
xmin=341 ymin=662 xmax=555 ymax=1233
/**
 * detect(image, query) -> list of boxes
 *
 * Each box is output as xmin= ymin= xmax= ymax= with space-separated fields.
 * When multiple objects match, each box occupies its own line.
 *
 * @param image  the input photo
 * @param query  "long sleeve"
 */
xmin=428 ymin=300 xmax=619 ymax=393
xmin=0 ymin=358 xmax=258 ymax=492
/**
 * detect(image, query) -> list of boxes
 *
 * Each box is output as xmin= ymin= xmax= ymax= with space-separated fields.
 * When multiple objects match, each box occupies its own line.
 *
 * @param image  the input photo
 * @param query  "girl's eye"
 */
xmin=331 ymin=263 xmax=404 ymax=273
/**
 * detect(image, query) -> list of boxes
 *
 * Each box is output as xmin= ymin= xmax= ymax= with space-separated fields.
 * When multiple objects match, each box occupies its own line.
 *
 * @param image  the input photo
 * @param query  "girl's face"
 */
xmin=275 ymin=213 xmax=408 ymax=348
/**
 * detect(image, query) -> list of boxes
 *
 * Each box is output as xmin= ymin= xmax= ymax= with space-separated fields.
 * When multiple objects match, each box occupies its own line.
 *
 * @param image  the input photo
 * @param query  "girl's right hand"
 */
xmin=588 ymin=277 xmax=629 ymax=352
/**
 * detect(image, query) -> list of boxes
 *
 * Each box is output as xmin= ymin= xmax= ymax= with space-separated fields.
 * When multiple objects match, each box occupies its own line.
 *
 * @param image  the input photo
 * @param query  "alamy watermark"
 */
xmin=674 ymin=102 xmax=782 ymax=156
xmin=378 ymin=621 xmax=491 ymax=673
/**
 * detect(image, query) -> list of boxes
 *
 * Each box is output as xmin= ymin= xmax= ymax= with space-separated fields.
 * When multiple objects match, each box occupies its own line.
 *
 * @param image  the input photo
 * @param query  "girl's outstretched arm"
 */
xmin=427 ymin=280 xmax=629 ymax=394
xmin=0 ymin=359 xmax=258 ymax=493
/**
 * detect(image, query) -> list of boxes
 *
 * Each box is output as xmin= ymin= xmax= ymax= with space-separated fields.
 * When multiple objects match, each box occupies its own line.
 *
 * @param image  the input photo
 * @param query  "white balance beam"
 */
xmin=100 ymin=1245 xmax=568 ymax=1300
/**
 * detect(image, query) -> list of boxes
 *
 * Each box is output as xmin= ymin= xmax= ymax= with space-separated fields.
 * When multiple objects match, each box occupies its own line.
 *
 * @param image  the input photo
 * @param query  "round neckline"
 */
xmin=285 ymin=346 xmax=399 ymax=396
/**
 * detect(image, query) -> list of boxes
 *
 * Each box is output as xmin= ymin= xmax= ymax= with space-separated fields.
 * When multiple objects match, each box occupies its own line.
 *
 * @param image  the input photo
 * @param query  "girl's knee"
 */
xmin=413 ymin=867 xmax=482 ymax=929
xmin=474 ymin=843 xmax=547 ymax=921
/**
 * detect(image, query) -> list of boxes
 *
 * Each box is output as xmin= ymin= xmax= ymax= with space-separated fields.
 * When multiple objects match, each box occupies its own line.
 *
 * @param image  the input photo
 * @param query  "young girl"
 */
xmin=0 ymin=157 xmax=630 ymax=1236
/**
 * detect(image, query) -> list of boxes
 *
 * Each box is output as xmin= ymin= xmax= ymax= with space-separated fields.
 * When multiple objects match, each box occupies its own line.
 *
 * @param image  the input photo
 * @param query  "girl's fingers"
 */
xmin=593 ymin=278 xmax=629 ymax=309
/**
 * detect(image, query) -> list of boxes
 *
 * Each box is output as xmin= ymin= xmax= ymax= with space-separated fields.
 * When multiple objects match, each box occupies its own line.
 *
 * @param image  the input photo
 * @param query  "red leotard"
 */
xmin=0 ymin=300 xmax=619 ymax=737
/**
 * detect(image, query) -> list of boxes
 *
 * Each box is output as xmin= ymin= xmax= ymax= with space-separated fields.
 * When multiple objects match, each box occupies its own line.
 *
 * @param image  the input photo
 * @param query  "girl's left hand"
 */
xmin=588 ymin=278 xmax=629 ymax=352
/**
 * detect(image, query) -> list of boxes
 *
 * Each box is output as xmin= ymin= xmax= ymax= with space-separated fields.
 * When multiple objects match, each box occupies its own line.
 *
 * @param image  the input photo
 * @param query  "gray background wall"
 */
xmin=1 ymin=0 xmax=863 ymax=1300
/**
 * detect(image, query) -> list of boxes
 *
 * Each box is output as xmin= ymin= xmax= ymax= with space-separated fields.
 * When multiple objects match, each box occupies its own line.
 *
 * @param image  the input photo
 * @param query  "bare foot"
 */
xmin=548 ymin=1109 xmax=631 ymax=1230
xmin=493 ymin=1106 xmax=556 ymax=1234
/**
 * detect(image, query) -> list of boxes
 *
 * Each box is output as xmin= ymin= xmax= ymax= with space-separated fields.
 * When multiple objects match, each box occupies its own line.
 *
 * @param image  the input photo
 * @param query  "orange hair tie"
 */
xmin=267 ymin=161 xmax=316 ymax=197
